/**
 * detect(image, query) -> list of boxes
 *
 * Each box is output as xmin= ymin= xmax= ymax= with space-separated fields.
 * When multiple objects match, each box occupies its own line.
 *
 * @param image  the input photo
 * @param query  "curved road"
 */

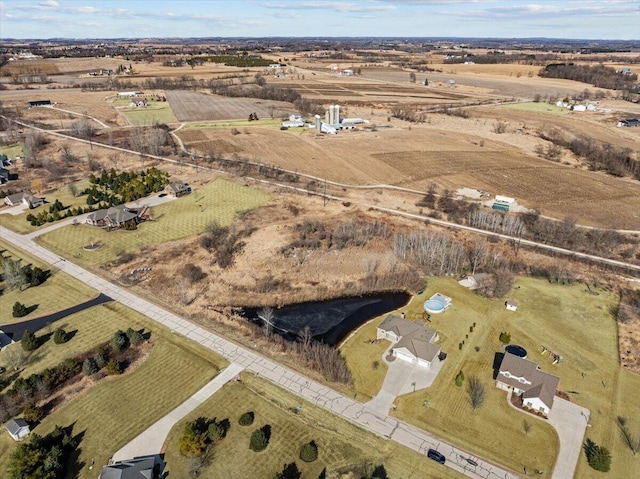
xmin=0 ymin=225 xmax=522 ymax=479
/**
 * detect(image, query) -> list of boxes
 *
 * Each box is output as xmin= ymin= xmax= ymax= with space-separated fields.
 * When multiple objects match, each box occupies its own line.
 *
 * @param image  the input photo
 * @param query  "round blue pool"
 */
xmin=424 ymin=299 xmax=445 ymax=314
xmin=505 ymin=344 xmax=527 ymax=358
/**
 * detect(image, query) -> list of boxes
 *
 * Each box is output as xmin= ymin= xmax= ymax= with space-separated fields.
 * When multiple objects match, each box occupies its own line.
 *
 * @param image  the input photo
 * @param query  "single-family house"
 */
xmin=129 ymin=97 xmax=147 ymax=108
xmin=4 ymin=191 xmax=45 ymax=208
xmin=0 ymin=167 xmax=9 ymax=184
xmin=99 ymin=455 xmax=165 ymax=479
xmin=5 ymin=418 xmax=30 ymax=441
xmin=458 ymin=273 xmax=490 ymax=290
xmin=165 ymin=181 xmax=191 ymax=197
xmin=377 ymin=315 xmax=441 ymax=369
xmin=505 ymin=300 xmax=518 ymax=312
xmin=496 ymin=352 xmax=560 ymax=416
xmin=85 ymin=204 xmax=139 ymax=229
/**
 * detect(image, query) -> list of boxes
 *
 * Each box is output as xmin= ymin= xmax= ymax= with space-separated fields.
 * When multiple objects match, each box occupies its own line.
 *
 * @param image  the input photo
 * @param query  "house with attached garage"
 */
xmin=85 ymin=204 xmax=144 ymax=229
xmin=165 ymin=180 xmax=191 ymax=197
xmin=496 ymin=352 xmax=560 ymax=417
xmin=99 ymin=455 xmax=165 ymax=479
xmin=377 ymin=315 xmax=441 ymax=369
xmin=4 ymin=191 xmax=45 ymax=208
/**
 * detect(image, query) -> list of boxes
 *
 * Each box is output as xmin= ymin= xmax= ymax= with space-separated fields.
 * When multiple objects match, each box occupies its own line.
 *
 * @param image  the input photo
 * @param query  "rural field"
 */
xmin=120 ymin=100 xmax=177 ymax=126
xmin=37 ymin=178 xmax=272 ymax=267
xmin=166 ymin=90 xmax=296 ymax=122
xmin=0 ymin=238 xmax=97 ymax=326
xmin=344 ymin=277 xmax=640 ymax=479
xmin=0 ymin=302 xmax=226 ymax=478
xmin=178 ymin=121 xmax=640 ymax=229
xmin=163 ymin=373 xmax=465 ymax=479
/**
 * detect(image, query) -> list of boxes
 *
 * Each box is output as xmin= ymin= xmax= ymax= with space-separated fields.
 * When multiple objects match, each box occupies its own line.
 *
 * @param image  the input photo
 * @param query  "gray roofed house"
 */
xmin=377 ymin=314 xmax=441 ymax=369
xmin=5 ymin=418 xmax=30 ymax=441
xmin=496 ymin=352 xmax=560 ymax=416
xmin=0 ymin=167 xmax=8 ymax=184
xmin=458 ymin=273 xmax=490 ymax=290
xmin=86 ymin=204 xmax=139 ymax=228
xmin=165 ymin=180 xmax=191 ymax=197
xmin=99 ymin=455 xmax=165 ymax=479
xmin=3 ymin=191 xmax=45 ymax=208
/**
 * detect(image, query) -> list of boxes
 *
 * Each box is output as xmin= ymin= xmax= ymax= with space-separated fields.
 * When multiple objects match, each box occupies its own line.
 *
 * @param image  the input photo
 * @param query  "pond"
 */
xmin=241 ymin=292 xmax=410 ymax=347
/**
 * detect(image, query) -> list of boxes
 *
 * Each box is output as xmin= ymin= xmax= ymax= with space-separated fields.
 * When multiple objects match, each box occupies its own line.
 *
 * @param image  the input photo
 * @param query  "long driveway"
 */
xmin=0 ymin=225 xmax=521 ymax=479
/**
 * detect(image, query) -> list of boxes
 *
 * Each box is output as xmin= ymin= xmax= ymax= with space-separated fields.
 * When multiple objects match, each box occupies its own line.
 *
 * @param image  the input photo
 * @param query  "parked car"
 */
xmin=427 ymin=448 xmax=446 ymax=464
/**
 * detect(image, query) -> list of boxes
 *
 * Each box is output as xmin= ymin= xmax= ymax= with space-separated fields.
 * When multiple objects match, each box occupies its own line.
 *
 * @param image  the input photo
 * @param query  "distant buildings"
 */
xmin=618 ymin=118 xmax=640 ymax=127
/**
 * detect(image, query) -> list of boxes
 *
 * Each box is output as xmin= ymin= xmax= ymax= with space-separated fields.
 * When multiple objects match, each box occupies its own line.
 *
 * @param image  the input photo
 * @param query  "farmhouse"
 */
xmin=4 ymin=191 xmax=45 ymax=208
xmin=99 ymin=455 xmax=165 ymax=479
xmin=85 ymin=204 xmax=141 ymax=229
xmin=129 ymin=97 xmax=147 ymax=108
xmin=5 ymin=418 xmax=30 ymax=441
xmin=377 ymin=315 xmax=441 ymax=369
xmin=165 ymin=180 xmax=191 ymax=197
xmin=496 ymin=352 xmax=560 ymax=416
xmin=27 ymin=99 xmax=51 ymax=107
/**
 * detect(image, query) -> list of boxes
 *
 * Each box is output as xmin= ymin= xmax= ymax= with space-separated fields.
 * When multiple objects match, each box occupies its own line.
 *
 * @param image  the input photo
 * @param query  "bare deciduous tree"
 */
xmin=467 ymin=376 xmax=486 ymax=411
xmin=259 ymin=307 xmax=275 ymax=338
xmin=616 ymin=416 xmax=640 ymax=456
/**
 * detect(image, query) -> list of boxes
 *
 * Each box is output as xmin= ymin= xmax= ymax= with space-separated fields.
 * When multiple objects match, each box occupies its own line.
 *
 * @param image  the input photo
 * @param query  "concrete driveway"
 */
xmin=548 ymin=398 xmax=590 ymax=479
xmin=366 ymin=344 xmax=443 ymax=415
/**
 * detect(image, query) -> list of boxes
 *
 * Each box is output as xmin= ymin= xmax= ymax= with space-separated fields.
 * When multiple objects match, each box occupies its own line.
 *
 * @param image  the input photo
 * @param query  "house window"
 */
xmin=526 ymin=402 xmax=532 ymax=407
xmin=539 ymin=406 xmax=545 ymax=413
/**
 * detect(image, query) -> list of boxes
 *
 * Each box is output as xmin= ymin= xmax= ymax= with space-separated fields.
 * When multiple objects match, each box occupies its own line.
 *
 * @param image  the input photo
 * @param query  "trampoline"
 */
xmin=505 ymin=344 xmax=527 ymax=359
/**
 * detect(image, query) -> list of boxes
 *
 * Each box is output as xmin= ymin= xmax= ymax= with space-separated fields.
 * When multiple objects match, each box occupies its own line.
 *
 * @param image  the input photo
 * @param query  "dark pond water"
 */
xmin=241 ymin=292 xmax=410 ymax=346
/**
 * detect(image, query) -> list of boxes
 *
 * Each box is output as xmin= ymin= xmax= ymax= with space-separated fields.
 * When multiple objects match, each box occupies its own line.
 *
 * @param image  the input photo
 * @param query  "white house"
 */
xmin=5 ymin=418 xmax=30 ymax=441
xmin=496 ymin=352 xmax=560 ymax=416
xmin=377 ymin=315 xmax=441 ymax=369
xmin=4 ymin=191 xmax=45 ymax=208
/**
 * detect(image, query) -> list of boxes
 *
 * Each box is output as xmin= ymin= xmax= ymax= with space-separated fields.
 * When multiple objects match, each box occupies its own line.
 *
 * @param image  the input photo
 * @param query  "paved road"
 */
xmin=0 ymin=224 xmax=522 ymax=479
xmin=111 ymin=363 xmax=245 ymax=463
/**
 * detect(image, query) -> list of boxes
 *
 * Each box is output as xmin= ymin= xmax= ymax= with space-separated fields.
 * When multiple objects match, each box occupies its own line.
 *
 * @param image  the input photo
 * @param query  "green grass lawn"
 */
xmin=0 ymin=304 xmax=227 ymax=478
xmin=0 ymin=239 xmax=97 ymax=326
xmin=381 ymin=276 xmax=639 ymax=479
xmin=121 ymin=101 xmax=177 ymax=125
xmin=0 ymin=179 xmax=90 ymax=234
xmin=37 ymin=178 xmax=272 ymax=267
xmin=501 ymin=101 xmax=568 ymax=115
xmin=0 ymin=142 xmax=24 ymax=159
xmin=163 ymin=373 xmax=465 ymax=479
xmin=0 ymin=303 xmax=146 ymax=381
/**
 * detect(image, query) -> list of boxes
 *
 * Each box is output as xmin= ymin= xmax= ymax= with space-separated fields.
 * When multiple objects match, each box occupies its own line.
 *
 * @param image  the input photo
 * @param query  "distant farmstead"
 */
xmin=28 ymin=99 xmax=51 ymax=108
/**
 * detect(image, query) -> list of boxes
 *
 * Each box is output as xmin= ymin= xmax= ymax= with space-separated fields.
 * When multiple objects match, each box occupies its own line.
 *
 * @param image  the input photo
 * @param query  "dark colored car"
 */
xmin=427 ymin=448 xmax=446 ymax=464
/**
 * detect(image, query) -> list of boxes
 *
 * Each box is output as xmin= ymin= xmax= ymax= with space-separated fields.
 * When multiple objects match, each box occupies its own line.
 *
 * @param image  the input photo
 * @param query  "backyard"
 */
xmin=341 ymin=276 xmax=640 ymax=478
xmin=162 ymin=373 xmax=465 ymax=479
xmin=0 ymin=238 xmax=97 ymax=326
xmin=0 ymin=303 xmax=226 ymax=478
xmin=36 ymin=178 xmax=272 ymax=267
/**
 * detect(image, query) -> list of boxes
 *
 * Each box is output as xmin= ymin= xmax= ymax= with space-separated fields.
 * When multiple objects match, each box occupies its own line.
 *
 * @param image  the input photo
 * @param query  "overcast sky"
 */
xmin=1 ymin=0 xmax=639 ymax=40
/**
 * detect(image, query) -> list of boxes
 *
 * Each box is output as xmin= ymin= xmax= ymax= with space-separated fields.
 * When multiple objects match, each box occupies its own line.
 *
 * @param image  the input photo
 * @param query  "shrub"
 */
xmin=112 ymin=330 xmax=127 ymax=352
xmin=82 ymin=358 xmax=98 ymax=376
xmin=499 ymin=331 xmax=511 ymax=344
xmin=23 ymin=401 xmax=45 ymax=423
xmin=179 ymin=421 xmax=208 ymax=457
xmin=128 ymin=330 xmax=144 ymax=346
xmin=21 ymin=330 xmax=38 ymax=351
xmin=12 ymin=302 xmax=28 ymax=318
xmin=106 ymin=358 xmax=122 ymax=375
xmin=250 ymin=427 xmax=269 ymax=452
xmin=208 ymin=421 xmax=223 ymax=443
xmin=455 ymin=370 xmax=465 ymax=387
xmin=239 ymin=412 xmax=254 ymax=426
xmin=299 ymin=441 xmax=318 ymax=462
xmin=94 ymin=352 xmax=106 ymax=369
xmin=53 ymin=328 xmax=68 ymax=344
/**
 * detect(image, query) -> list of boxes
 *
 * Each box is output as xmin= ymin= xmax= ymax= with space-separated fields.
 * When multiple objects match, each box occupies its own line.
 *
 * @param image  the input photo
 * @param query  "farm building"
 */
xmin=496 ymin=352 xmax=560 ymax=416
xmin=118 ymin=91 xmax=143 ymax=98
xmin=572 ymin=104 xmax=587 ymax=112
xmin=494 ymin=195 xmax=515 ymax=205
xmin=505 ymin=300 xmax=519 ymax=312
xmin=492 ymin=202 xmax=510 ymax=212
xmin=341 ymin=117 xmax=369 ymax=125
xmin=5 ymin=418 xmax=30 ymax=441
xmin=340 ymin=69 xmax=354 ymax=76
xmin=27 ymin=99 xmax=51 ymax=107
xmin=282 ymin=114 xmax=305 ymax=128
xmin=617 ymin=118 xmax=640 ymax=127
xmin=377 ymin=315 xmax=441 ymax=369
xmin=99 ymin=455 xmax=165 ymax=479
xmin=4 ymin=191 xmax=45 ymax=208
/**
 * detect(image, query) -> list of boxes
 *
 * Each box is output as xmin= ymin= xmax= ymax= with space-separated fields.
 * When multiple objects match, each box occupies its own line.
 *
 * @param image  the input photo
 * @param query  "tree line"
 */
xmin=540 ymin=63 xmax=638 ymax=91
